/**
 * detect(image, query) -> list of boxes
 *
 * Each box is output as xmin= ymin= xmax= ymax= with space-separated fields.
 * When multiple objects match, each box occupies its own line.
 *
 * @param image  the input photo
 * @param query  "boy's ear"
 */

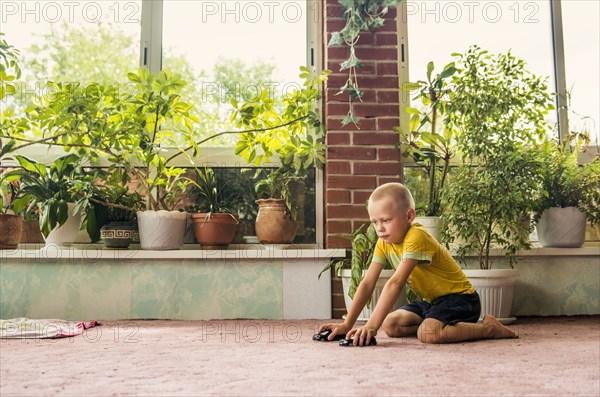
xmin=406 ymin=208 xmax=416 ymax=222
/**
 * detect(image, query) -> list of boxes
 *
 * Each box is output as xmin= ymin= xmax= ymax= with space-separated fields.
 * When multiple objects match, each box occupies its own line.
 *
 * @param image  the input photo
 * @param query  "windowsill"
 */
xmin=451 ymin=242 xmax=600 ymax=257
xmin=1 ymin=242 xmax=597 ymax=261
xmin=1 ymin=243 xmax=346 ymax=260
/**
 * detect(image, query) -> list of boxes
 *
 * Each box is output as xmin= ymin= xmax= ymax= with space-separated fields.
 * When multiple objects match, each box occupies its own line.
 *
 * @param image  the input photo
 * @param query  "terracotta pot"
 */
xmin=255 ymin=199 xmax=296 ymax=244
xmin=191 ymin=213 xmax=239 ymax=249
xmin=20 ymin=220 xmax=45 ymax=243
xmin=0 ymin=214 xmax=23 ymax=249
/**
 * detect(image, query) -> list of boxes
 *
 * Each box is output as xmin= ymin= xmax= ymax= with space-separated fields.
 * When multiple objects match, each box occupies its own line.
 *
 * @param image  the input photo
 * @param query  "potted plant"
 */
xmin=441 ymin=46 xmax=554 ymax=323
xmin=23 ymin=71 xmax=197 ymax=249
xmin=88 ymin=170 xmax=145 ymax=250
xmin=397 ymin=61 xmax=457 ymax=241
xmin=247 ymin=167 xmax=300 ymax=244
xmin=4 ymin=153 xmax=101 ymax=244
xmin=0 ymin=172 xmax=29 ymax=249
xmin=534 ymin=134 xmax=600 ymax=247
xmin=319 ymin=223 xmax=407 ymax=321
xmin=188 ymin=167 xmax=239 ymax=249
xmin=231 ymin=67 xmax=329 ymax=244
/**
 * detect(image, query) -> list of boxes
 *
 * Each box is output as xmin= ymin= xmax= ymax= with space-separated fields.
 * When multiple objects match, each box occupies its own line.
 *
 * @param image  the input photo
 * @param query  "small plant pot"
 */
xmin=44 ymin=203 xmax=82 ymax=246
xmin=414 ymin=216 xmax=443 ymax=243
xmin=137 ymin=210 xmax=188 ymax=250
xmin=191 ymin=213 xmax=239 ymax=250
xmin=20 ymin=220 xmax=45 ymax=243
xmin=255 ymin=199 xmax=296 ymax=244
xmin=101 ymin=221 xmax=135 ymax=249
xmin=0 ymin=214 xmax=23 ymax=250
xmin=340 ymin=269 xmax=406 ymax=321
xmin=536 ymin=207 xmax=586 ymax=248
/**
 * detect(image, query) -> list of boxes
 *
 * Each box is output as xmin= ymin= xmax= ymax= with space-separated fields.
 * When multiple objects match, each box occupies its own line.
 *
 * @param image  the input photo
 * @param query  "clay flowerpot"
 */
xmin=101 ymin=221 xmax=135 ymax=249
xmin=191 ymin=213 xmax=239 ymax=249
xmin=255 ymin=199 xmax=296 ymax=244
xmin=0 ymin=214 xmax=24 ymax=249
xmin=20 ymin=220 xmax=45 ymax=243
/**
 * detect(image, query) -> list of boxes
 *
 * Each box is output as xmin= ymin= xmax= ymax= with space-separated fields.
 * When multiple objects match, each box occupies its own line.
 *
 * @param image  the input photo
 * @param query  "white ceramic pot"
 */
xmin=414 ymin=216 xmax=443 ymax=243
xmin=340 ymin=269 xmax=406 ymax=321
xmin=463 ymin=268 xmax=519 ymax=325
xmin=536 ymin=207 xmax=586 ymax=248
xmin=137 ymin=210 xmax=188 ymax=250
xmin=45 ymin=203 xmax=82 ymax=246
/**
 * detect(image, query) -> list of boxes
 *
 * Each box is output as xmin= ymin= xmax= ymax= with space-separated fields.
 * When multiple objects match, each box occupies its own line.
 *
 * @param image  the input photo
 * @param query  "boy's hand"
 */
xmin=347 ymin=325 xmax=378 ymax=346
xmin=318 ymin=323 xmax=351 ymax=341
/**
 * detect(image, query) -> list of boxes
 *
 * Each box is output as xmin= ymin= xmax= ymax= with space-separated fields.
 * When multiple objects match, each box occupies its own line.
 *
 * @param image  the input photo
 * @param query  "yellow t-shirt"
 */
xmin=372 ymin=223 xmax=474 ymax=303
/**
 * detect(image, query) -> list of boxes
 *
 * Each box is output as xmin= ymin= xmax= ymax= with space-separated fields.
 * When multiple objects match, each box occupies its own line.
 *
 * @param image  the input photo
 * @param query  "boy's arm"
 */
xmin=318 ymin=261 xmax=384 ymax=339
xmin=348 ymin=258 xmax=419 ymax=346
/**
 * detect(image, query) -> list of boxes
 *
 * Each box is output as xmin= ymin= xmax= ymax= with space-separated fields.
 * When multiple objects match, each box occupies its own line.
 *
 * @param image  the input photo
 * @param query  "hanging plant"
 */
xmin=328 ymin=0 xmax=401 ymax=126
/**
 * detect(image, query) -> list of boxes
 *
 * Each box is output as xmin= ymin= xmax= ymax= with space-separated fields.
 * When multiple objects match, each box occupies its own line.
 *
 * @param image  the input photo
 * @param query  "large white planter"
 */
xmin=341 ymin=269 xmax=406 ymax=321
xmin=536 ymin=207 xmax=586 ymax=248
xmin=463 ymin=269 xmax=519 ymax=325
xmin=137 ymin=210 xmax=188 ymax=250
xmin=414 ymin=216 xmax=443 ymax=243
xmin=44 ymin=203 xmax=82 ymax=246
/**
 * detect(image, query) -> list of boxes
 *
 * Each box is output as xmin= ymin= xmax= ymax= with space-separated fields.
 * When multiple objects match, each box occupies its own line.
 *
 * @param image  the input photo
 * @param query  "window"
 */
xmin=161 ymin=0 xmax=309 ymax=146
xmin=404 ymin=0 xmax=556 ymax=127
xmin=1 ymin=0 xmax=142 ymax=114
xmin=560 ymin=0 xmax=599 ymax=144
xmin=1 ymin=0 xmax=322 ymax=245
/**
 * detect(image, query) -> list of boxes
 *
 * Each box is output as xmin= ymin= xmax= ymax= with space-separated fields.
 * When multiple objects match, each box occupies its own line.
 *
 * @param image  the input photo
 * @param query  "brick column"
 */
xmin=323 ymin=0 xmax=403 ymax=318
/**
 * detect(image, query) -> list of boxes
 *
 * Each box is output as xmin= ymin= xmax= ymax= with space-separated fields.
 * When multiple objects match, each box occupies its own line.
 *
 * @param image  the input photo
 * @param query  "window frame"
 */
xmin=399 ymin=0 xmax=598 ymax=164
xmin=1 ymin=0 xmax=325 ymax=246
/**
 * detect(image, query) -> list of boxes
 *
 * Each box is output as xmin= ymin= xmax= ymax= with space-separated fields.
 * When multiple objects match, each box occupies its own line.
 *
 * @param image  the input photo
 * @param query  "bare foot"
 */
xmin=482 ymin=315 xmax=518 ymax=339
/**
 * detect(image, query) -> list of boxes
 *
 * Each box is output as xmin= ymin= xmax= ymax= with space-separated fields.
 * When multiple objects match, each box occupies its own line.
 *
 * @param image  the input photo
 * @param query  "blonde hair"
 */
xmin=369 ymin=182 xmax=415 ymax=212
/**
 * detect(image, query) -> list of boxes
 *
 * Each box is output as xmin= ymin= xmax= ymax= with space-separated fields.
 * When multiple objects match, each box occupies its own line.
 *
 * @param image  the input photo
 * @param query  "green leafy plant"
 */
xmin=16 ymin=70 xmax=197 ymax=212
xmin=319 ymin=223 xmax=378 ymax=299
xmin=535 ymin=134 xmax=600 ymax=226
xmin=3 ymin=153 xmax=101 ymax=239
xmin=87 ymin=169 xmax=145 ymax=224
xmin=442 ymin=46 xmax=554 ymax=269
xmin=187 ymin=167 xmax=239 ymax=217
xmin=397 ymin=61 xmax=457 ymax=216
xmin=0 ymin=33 xmax=21 ymax=101
xmin=0 ymin=173 xmax=29 ymax=216
xmin=328 ymin=0 xmax=401 ymax=126
xmin=232 ymin=67 xmax=330 ymax=220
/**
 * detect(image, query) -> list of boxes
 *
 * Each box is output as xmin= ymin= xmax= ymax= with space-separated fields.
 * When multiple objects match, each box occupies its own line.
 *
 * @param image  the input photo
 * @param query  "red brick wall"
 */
xmin=323 ymin=1 xmax=403 ymax=318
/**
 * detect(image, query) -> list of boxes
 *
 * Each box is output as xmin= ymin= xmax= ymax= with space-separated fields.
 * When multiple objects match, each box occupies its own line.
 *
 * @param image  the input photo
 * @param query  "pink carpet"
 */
xmin=0 ymin=316 xmax=598 ymax=396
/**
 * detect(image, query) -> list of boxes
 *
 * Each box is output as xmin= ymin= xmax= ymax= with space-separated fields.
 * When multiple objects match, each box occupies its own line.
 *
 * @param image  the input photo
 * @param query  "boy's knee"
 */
xmin=417 ymin=319 xmax=444 ymax=344
xmin=382 ymin=316 xmax=398 ymax=337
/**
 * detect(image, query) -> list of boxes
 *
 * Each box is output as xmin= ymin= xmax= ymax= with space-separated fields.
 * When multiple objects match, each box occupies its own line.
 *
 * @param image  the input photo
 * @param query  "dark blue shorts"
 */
xmin=401 ymin=292 xmax=481 ymax=325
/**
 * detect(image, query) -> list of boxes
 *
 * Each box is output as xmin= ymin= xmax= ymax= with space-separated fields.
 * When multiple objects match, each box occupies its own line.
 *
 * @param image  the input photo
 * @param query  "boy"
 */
xmin=319 ymin=183 xmax=517 ymax=346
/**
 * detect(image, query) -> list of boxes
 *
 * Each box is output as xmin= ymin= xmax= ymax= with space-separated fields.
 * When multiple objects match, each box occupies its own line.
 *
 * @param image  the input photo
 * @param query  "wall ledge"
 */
xmin=0 ymin=244 xmax=346 ymax=261
xmin=453 ymin=242 xmax=600 ymax=258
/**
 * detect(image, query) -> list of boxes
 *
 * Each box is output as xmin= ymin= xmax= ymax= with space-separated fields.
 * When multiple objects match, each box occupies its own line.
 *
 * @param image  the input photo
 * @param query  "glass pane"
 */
xmin=1 ymin=1 xmax=142 ymax=115
xmin=406 ymin=0 xmax=556 ymax=127
xmin=562 ymin=0 xmax=600 ymax=144
xmin=162 ymin=0 xmax=308 ymax=146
